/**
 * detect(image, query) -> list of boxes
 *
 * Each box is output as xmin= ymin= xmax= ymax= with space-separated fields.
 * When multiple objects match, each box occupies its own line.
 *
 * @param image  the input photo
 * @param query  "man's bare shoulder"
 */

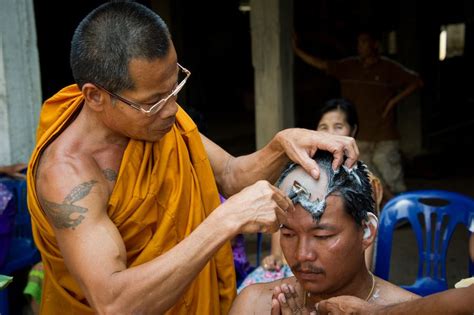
xmin=36 ymin=130 xmax=122 ymax=199
xmin=37 ymin=141 xmax=103 ymax=192
xmin=372 ymin=276 xmax=420 ymax=305
xmin=230 ymin=277 xmax=297 ymax=314
xmin=35 ymin=139 xmax=112 ymax=230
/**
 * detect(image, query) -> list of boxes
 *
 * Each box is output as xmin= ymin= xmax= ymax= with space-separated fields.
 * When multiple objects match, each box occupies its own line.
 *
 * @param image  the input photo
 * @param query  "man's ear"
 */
xmin=82 ymin=83 xmax=108 ymax=112
xmin=362 ymin=212 xmax=378 ymax=249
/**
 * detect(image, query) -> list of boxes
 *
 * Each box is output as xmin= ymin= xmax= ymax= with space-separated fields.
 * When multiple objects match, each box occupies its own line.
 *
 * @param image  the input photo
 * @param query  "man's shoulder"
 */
xmin=239 ymin=278 xmax=283 ymax=297
xmin=36 ymin=138 xmax=110 ymax=198
xmin=233 ymin=277 xmax=296 ymax=313
xmin=379 ymin=56 xmax=415 ymax=72
xmin=373 ymin=276 xmax=420 ymax=304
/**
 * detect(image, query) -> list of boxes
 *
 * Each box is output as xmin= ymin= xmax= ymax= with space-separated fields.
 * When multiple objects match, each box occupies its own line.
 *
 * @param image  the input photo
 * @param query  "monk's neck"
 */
xmin=304 ymin=269 xmax=374 ymax=306
xmin=72 ymin=104 xmax=130 ymax=149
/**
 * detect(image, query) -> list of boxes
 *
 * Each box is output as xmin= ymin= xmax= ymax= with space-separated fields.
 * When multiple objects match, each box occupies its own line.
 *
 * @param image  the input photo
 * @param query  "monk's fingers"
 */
xmin=341 ymin=138 xmax=359 ymax=170
xmin=270 ymin=185 xmax=294 ymax=211
xmin=328 ymin=136 xmax=359 ymax=171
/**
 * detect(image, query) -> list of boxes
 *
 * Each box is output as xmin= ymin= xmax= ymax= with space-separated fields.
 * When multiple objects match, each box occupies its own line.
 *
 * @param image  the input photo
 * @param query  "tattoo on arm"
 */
xmin=102 ymin=168 xmax=117 ymax=181
xmin=42 ymin=180 xmax=98 ymax=230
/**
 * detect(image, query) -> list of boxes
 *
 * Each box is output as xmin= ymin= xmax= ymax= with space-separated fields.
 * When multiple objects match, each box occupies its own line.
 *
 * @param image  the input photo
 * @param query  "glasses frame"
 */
xmin=96 ymin=63 xmax=191 ymax=116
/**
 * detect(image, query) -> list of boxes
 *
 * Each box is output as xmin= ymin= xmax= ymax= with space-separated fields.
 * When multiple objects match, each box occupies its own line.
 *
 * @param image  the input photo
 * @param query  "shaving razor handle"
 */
xmin=288 ymin=191 xmax=298 ymax=202
xmin=288 ymin=180 xmax=310 ymax=202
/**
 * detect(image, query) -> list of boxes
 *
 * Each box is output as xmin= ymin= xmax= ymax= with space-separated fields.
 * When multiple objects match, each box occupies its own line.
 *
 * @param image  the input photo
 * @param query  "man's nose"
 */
xmin=159 ymin=98 xmax=179 ymax=119
xmin=295 ymin=238 xmax=316 ymax=262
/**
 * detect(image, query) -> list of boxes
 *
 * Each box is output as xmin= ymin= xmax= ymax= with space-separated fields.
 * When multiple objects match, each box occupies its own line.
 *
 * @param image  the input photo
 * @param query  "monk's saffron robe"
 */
xmin=27 ymin=85 xmax=236 ymax=314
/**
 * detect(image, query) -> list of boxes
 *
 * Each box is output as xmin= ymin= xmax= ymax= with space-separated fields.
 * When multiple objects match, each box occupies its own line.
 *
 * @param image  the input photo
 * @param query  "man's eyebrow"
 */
xmin=311 ymin=224 xmax=336 ymax=231
xmin=280 ymin=224 xmax=336 ymax=231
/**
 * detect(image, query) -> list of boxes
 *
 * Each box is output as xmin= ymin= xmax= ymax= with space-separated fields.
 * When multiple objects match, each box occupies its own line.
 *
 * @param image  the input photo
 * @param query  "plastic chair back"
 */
xmin=374 ymin=190 xmax=474 ymax=296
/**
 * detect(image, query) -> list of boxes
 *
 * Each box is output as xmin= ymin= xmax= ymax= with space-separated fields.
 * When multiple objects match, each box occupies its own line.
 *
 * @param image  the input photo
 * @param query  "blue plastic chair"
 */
xmin=374 ymin=190 xmax=474 ymax=296
xmin=0 ymin=177 xmax=41 ymax=315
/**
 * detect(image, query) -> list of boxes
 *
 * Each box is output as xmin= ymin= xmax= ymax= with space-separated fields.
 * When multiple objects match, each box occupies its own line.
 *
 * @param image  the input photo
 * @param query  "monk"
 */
xmin=26 ymin=2 xmax=359 ymax=314
xmin=229 ymin=151 xmax=418 ymax=314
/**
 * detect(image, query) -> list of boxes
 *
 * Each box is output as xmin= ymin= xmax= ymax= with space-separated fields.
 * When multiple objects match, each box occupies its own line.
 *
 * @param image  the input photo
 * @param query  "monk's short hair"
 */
xmin=276 ymin=151 xmax=375 ymax=225
xmin=70 ymin=1 xmax=170 ymax=92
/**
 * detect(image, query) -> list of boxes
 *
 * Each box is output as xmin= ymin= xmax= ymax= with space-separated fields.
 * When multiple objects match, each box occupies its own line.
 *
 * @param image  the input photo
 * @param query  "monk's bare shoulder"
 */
xmin=371 ymin=276 xmax=420 ymax=305
xmin=35 ymin=143 xmax=109 ymax=231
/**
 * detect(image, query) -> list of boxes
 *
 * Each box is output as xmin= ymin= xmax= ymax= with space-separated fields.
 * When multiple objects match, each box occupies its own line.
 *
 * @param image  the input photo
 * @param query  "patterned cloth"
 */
xmin=232 ymin=234 xmax=253 ymax=287
xmin=238 ymin=264 xmax=294 ymax=293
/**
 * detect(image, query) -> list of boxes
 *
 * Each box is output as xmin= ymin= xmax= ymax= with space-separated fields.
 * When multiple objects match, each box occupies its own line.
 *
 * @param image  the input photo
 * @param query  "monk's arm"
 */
xmin=202 ymin=129 xmax=358 ymax=197
xmin=380 ymin=285 xmax=474 ymax=315
xmin=37 ymin=161 xmax=248 ymax=314
xmin=316 ymin=285 xmax=474 ymax=315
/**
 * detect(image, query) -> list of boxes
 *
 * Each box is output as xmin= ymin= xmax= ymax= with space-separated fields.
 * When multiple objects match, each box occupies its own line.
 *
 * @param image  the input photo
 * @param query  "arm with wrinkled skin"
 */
xmin=202 ymin=129 xmax=359 ymax=198
xmin=316 ymin=285 xmax=474 ymax=315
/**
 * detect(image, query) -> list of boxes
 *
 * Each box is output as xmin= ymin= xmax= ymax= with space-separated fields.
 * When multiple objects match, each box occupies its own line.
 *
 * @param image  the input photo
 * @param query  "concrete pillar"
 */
xmin=250 ymin=0 xmax=294 ymax=149
xmin=0 ymin=0 xmax=42 ymax=165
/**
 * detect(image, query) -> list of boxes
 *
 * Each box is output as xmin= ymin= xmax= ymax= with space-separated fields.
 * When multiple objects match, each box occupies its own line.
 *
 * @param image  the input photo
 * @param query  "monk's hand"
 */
xmin=271 ymin=283 xmax=315 ymax=315
xmin=223 ymin=180 xmax=292 ymax=234
xmin=275 ymin=129 xmax=359 ymax=179
xmin=315 ymin=295 xmax=379 ymax=315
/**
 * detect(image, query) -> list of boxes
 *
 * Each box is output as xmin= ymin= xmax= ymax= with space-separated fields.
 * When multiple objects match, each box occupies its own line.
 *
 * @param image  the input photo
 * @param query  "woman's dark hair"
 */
xmin=316 ymin=98 xmax=359 ymax=138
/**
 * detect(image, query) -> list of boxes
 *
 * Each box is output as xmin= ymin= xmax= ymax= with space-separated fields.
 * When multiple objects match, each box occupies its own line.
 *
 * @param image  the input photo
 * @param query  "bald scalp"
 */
xmin=275 ymin=151 xmax=374 ymax=225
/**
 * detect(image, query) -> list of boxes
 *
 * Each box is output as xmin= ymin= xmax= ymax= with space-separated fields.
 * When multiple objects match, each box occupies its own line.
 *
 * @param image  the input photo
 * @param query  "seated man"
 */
xmin=230 ymin=151 xmax=419 ymax=314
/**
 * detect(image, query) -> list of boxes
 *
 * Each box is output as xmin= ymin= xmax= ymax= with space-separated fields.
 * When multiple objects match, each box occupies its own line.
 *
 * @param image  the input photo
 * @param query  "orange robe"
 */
xmin=27 ymin=85 xmax=236 ymax=314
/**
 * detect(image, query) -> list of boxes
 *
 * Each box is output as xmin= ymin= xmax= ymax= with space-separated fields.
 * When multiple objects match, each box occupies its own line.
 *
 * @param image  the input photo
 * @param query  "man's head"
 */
xmin=356 ymin=29 xmax=381 ymax=59
xmin=71 ymin=1 xmax=187 ymax=142
xmin=316 ymin=98 xmax=359 ymax=138
xmin=71 ymin=1 xmax=171 ymax=92
xmin=276 ymin=151 xmax=378 ymax=296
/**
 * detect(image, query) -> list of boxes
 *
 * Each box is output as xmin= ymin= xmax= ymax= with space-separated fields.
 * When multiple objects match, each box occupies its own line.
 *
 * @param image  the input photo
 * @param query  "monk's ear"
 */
xmin=82 ymin=83 xmax=108 ymax=112
xmin=361 ymin=212 xmax=378 ymax=249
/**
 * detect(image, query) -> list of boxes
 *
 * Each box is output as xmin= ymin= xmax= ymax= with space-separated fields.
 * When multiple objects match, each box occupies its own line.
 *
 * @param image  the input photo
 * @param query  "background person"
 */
xmin=294 ymin=28 xmax=423 ymax=198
